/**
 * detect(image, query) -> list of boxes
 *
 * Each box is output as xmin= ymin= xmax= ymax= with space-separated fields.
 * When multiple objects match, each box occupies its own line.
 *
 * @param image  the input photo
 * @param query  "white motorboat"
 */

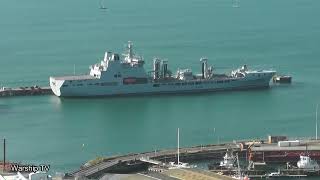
xmin=220 ymin=150 xmax=236 ymax=169
xmin=297 ymin=155 xmax=320 ymax=171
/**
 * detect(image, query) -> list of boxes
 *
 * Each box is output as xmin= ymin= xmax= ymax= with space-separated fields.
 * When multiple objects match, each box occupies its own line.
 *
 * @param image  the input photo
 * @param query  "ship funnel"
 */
xmin=241 ymin=65 xmax=248 ymax=71
xmin=200 ymin=58 xmax=208 ymax=79
xmin=104 ymin=51 xmax=112 ymax=61
xmin=111 ymin=53 xmax=120 ymax=61
xmin=153 ymin=58 xmax=161 ymax=80
xmin=162 ymin=60 xmax=168 ymax=78
xmin=128 ymin=41 xmax=133 ymax=60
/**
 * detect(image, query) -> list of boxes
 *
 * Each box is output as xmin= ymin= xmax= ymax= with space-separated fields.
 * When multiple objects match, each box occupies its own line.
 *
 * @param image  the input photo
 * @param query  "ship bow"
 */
xmin=49 ymin=77 xmax=64 ymax=97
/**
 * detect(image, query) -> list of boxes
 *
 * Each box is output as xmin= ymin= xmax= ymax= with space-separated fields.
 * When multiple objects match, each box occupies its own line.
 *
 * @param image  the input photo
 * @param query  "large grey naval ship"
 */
xmin=50 ymin=42 xmax=276 ymax=97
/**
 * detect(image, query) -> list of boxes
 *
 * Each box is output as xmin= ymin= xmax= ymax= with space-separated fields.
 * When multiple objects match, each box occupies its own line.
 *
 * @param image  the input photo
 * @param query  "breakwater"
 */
xmin=69 ymin=143 xmax=241 ymax=178
xmin=0 ymin=86 xmax=52 ymax=97
xmin=69 ymin=137 xmax=320 ymax=179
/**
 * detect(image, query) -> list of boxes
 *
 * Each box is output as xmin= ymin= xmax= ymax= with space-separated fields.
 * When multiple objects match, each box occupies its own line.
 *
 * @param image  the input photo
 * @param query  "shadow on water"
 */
xmin=271 ymin=81 xmax=304 ymax=88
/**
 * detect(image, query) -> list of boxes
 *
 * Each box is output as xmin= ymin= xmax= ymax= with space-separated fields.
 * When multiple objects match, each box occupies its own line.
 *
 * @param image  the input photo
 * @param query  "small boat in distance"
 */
xmin=232 ymin=0 xmax=240 ymax=8
xmin=273 ymin=75 xmax=292 ymax=83
xmin=99 ymin=0 xmax=107 ymax=10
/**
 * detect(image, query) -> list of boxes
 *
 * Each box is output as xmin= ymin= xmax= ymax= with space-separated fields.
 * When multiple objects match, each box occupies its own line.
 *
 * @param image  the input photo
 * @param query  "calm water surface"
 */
xmin=0 ymin=0 xmax=320 ymax=178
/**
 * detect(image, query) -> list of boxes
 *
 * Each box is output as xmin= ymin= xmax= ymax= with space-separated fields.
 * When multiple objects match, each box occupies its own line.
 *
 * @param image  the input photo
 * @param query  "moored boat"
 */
xmin=50 ymin=42 xmax=276 ymax=97
xmin=273 ymin=75 xmax=292 ymax=83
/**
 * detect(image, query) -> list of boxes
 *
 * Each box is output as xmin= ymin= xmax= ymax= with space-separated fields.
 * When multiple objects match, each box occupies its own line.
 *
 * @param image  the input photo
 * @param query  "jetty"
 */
xmin=67 ymin=136 xmax=320 ymax=179
xmin=69 ymin=143 xmax=241 ymax=179
xmin=0 ymin=86 xmax=52 ymax=97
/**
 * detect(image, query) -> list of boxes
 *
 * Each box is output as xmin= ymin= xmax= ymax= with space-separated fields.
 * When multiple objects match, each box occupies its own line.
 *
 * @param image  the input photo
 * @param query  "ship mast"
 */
xmin=177 ymin=128 xmax=180 ymax=165
xmin=316 ymin=104 xmax=319 ymax=140
xmin=128 ymin=41 xmax=133 ymax=61
xmin=236 ymin=153 xmax=241 ymax=178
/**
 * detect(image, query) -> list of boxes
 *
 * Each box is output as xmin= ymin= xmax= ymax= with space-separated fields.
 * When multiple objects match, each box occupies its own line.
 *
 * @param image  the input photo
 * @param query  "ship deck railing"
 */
xmin=51 ymin=75 xmax=97 ymax=81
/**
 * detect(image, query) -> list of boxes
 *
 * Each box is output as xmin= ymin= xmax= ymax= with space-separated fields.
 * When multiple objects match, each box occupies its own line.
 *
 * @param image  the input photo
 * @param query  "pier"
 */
xmin=68 ymin=136 xmax=320 ymax=179
xmin=70 ymin=143 xmax=241 ymax=179
xmin=0 ymin=86 xmax=52 ymax=97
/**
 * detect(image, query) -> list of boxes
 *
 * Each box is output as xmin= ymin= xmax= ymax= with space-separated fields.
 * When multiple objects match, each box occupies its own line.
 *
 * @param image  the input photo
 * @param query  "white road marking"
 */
xmin=137 ymin=173 xmax=163 ymax=180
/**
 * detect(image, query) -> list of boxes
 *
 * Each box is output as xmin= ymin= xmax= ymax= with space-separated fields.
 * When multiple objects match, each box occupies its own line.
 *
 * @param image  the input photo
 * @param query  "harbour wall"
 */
xmin=0 ymin=86 xmax=53 ymax=97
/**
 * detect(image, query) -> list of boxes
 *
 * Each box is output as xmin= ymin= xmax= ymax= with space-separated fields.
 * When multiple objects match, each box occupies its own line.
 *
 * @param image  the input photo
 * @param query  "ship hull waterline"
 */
xmin=50 ymin=77 xmax=273 ymax=98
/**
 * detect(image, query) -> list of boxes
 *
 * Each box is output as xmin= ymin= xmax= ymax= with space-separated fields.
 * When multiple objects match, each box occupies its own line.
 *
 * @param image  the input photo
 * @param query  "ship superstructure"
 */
xmin=50 ymin=42 xmax=276 ymax=97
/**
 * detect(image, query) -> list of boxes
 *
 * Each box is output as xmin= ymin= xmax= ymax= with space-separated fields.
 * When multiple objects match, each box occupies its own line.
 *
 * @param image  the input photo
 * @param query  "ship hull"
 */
xmin=50 ymin=75 xmax=274 ymax=97
xmin=61 ymin=85 xmax=269 ymax=98
xmin=50 ymin=42 xmax=276 ymax=98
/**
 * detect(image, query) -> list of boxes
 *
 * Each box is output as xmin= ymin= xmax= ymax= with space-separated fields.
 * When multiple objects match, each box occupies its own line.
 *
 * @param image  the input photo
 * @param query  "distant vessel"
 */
xmin=99 ymin=0 xmax=107 ymax=9
xmin=232 ymin=0 xmax=240 ymax=8
xmin=273 ymin=75 xmax=292 ymax=83
xmin=50 ymin=42 xmax=276 ymax=97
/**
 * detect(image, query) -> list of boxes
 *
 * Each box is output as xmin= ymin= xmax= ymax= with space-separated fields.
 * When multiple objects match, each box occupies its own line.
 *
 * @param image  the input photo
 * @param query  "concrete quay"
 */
xmin=70 ymin=143 xmax=241 ymax=179
xmin=69 ymin=136 xmax=320 ymax=179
